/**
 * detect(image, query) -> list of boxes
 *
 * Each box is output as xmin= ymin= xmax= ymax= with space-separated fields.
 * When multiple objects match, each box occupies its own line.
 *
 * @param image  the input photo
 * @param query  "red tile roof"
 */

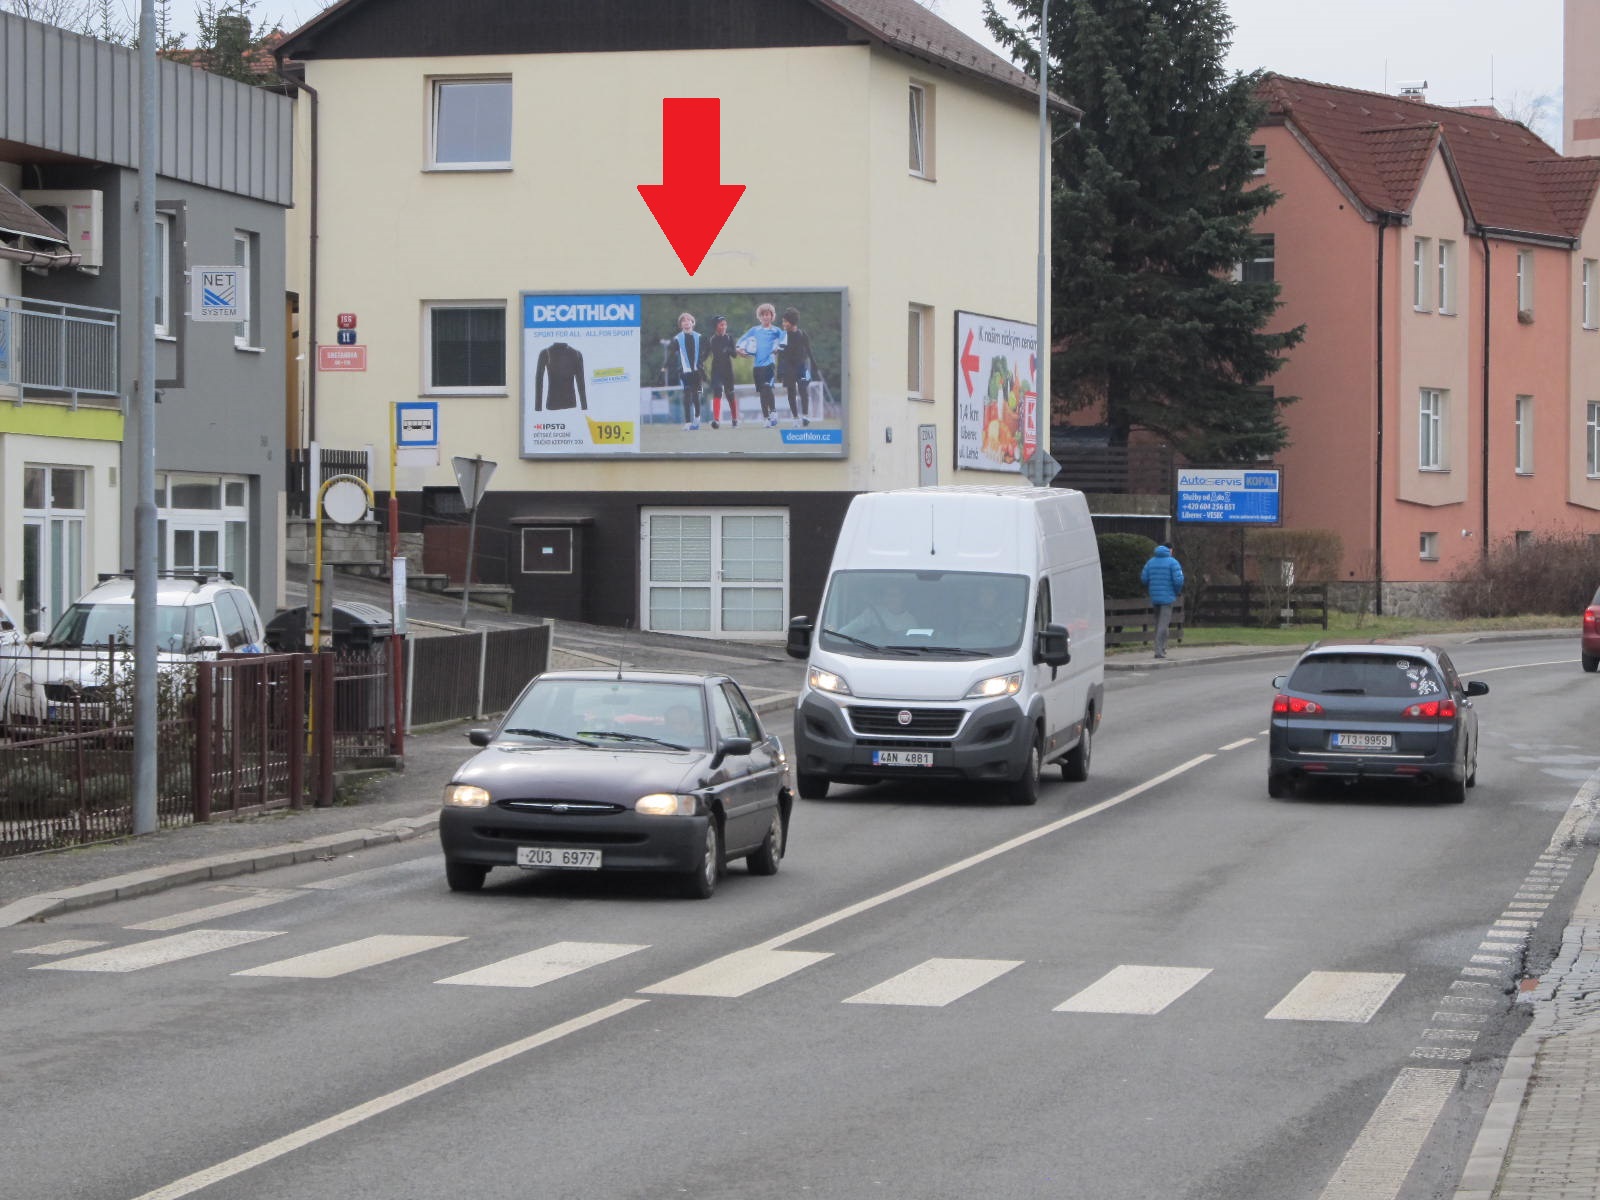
xmin=1259 ymin=74 xmax=1600 ymax=240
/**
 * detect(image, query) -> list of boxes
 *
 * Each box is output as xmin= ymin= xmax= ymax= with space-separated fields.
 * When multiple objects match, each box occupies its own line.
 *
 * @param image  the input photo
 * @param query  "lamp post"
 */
xmin=1030 ymin=0 xmax=1052 ymax=488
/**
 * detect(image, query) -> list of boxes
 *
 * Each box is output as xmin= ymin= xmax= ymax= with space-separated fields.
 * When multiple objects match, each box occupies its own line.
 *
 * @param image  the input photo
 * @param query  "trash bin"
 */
xmin=265 ymin=602 xmax=394 ymax=652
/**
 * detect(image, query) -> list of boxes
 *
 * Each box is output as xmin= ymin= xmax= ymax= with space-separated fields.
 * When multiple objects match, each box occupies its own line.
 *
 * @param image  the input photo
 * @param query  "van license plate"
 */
xmin=1330 ymin=732 xmax=1393 ymax=750
xmin=517 ymin=846 xmax=601 ymax=870
xmin=873 ymin=750 xmax=934 ymax=767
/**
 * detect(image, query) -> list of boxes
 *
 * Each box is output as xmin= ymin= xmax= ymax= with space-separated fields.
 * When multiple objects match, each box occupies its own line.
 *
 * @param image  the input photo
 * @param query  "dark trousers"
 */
xmin=753 ymin=364 xmax=776 ymax=418
xmin=784 ymin=376 xmax=808 ymax=419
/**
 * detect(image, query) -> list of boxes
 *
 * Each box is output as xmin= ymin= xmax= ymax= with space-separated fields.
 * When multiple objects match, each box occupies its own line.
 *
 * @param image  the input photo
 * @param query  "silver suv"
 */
xmin=0 ymin=573 xmax=264 ymax=730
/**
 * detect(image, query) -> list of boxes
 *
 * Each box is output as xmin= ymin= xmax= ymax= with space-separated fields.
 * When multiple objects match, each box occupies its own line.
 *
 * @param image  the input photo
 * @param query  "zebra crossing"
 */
xmin=14 ymin=926 xmax=1434 ymax=1023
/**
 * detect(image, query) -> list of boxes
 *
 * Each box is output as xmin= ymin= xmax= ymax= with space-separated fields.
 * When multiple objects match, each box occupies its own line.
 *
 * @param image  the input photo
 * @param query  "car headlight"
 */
xmin=635 ymin=792 xmax=700 ymax=816
xmin=443 ymin=784 xmax=491 ymax=808
xmin=807 ymin=666 xmax=852 ymax=695
xmin=965 ymin=672 xmax=1024 ymax=699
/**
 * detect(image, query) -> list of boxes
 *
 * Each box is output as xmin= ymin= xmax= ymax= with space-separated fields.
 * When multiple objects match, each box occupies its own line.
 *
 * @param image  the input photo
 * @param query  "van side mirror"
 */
xmin=710 ymin=736 xmax=753 ymax=769
xmin=1465 ymin=680 xmax=1489 ymax=697
xmin=786 ymin=616 xmax=813 ymax=660
xmin=1035 ymin=623 xmax=1071 ymax=667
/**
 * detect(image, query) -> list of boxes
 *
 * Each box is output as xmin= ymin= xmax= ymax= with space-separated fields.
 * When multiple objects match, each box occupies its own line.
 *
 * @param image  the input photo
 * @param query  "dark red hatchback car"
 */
xmin=1583 ymin=586 xmax=1600 ymax=672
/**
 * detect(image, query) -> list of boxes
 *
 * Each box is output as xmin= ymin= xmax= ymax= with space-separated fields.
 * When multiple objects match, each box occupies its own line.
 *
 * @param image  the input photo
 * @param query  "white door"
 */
xmin=641 ymin=508 xmax=788 ymax=639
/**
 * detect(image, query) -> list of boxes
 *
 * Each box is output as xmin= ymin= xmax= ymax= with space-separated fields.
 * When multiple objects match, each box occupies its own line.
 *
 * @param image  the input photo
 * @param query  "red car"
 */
xmin=1584 ymin=586 xmax=1600 ymax=672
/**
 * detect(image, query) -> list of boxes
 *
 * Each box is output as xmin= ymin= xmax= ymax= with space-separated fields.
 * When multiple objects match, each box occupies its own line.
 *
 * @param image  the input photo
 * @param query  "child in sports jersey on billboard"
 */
xmin=778 ymin=306 xmax=816 ymax=426
xmin=736 ymin=302 xmax=787 ymax=428
xmin=705 ymin=315 xmax=739 ymax=428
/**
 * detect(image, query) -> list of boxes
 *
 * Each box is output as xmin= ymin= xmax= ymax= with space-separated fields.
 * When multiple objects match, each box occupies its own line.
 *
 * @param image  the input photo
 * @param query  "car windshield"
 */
xmin=817 ymin=570 xmax=1029 ymax=658
xmin=44 ymin=602 xmax=194 ymax=653
xmin=1288 ymin=653 xmax=1445 ymax=699
xmin=501 ymin=679 xmax=708 ymax=750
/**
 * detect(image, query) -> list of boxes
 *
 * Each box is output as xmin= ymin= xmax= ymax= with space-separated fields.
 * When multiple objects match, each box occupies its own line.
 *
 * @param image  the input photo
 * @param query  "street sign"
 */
xmin=1175 ymin=467 xmax=1282 ymax=524
xmin=190 ymin=266 xmax=248 ymax=322
xmin=452 ymin=454 xmax=497 ymax=511
xmin=917 ymin=424 xmax=938 ymax=486
xmin=337 ymin=312 xmax=358 ymax=329
xmin=337 ymin=329 xmax=357 ymax=345
xmin=318 ymin=346 xmax=367 ymax=371
xmin=397 ymin=402 xmax=439 ymax=447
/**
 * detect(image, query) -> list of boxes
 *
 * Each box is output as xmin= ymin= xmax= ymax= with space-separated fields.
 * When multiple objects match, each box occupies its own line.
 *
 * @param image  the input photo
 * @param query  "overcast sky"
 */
xmin=929 ymin=0 xmax=1565 ymax=145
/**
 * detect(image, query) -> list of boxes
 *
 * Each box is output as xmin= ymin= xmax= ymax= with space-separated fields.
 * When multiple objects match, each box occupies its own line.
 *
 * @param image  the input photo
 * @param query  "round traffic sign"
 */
xmin=322 ymin=478 xmax=369 ymax=525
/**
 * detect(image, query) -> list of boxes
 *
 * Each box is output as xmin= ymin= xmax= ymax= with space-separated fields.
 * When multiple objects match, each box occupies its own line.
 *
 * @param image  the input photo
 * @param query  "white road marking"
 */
xmin=1460 ymin=967 xmax=1506 ymax=978
xmin=1432 ymin=1011 xmax=1488 ymax=1024
xmin=1266 ymin=971 xmax=1404 ymax=1023
xmin=1423 ymin=1028 xmax=1479 ymax=1042
xmin=1054 ymin=964 xmax=1212 ymax=1015
xmin=31 ymin=929 xmax=281 ymax=973
xmin=1219 ymin=738 xmax=1255 ymax=751
xmin=1316 ymin=1068 xmax=1458 ymax=1199
xmin=843 ymin=957 xmax=1021 ymax=1007
xmin=1469 ymin=659 xmax=1577 ymax=673
xmin=235 ymin=935 xmax=467 ymax=979
xmin=13 ymin=939 xmax=108 ymax=956
xmin=1470 ymin=955 xmax=1512 ymax=965
xmin=436 ymin=941 xmax=645 ymax=989
xmin=127 ymin=998 xmax=647 ymax=1200
xmin=641 ymin=948 xmax=832 ymax=998
xmin=126 ymin=889 xmax=305 ymax=931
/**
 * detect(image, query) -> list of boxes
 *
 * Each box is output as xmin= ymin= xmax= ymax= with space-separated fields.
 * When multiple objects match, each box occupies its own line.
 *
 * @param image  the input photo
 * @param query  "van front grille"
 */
xmin=847 ymin=706 xmax=964 ymax=737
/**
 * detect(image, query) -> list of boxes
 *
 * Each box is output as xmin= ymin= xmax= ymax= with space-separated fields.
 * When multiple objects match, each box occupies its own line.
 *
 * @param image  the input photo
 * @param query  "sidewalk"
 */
xmin=1 ymin=615 xmax=1592 ymax=1200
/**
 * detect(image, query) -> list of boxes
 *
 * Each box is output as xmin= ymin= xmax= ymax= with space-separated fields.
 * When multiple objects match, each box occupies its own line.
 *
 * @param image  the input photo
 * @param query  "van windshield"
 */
xmin=817 ymin=571 xmax=1029 ymax=659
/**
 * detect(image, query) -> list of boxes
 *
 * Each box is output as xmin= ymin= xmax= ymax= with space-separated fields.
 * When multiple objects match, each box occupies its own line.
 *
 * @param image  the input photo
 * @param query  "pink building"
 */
xmin=1252 ymin=75 xmax=1600 ymax=613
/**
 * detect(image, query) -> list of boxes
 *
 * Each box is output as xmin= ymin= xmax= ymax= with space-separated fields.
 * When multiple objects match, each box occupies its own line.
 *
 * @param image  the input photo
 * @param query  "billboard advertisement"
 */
xmin=954 ymin=310 xmax=1039 ymax=474
xmin=1175 ymin=467 xmax=1283 ymax=524
xmin=521 ymin=289 xmax=846 ymax=458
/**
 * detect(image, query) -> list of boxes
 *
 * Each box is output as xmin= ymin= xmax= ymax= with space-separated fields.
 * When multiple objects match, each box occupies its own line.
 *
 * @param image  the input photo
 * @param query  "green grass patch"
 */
xmin=1169 ymin=610 xmax=1573 ymax=650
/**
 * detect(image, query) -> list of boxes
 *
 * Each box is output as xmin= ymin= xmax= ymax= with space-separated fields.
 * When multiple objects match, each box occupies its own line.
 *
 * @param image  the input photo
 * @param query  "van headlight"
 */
xmin=635 ymin=793 xmax=700 ymax=816
xmin=443 ymin=784 xmax=491 ymax=808
xmin=807 ymin=666 xmax=852 ymax=696
xmin=965 ymin=672 xmax=1023 ymax=698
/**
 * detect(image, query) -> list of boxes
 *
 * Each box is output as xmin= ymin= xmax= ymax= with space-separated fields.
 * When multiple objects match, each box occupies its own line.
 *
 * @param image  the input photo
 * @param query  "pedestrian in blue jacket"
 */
xmin=1140 ymin=544 xmax=1185 ymax=659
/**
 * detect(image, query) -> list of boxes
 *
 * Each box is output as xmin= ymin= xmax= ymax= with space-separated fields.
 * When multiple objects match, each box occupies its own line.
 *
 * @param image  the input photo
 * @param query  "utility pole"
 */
xmin=1030 ymin=0 xmax=1052 ymax=489
xmin=132 ymin=0 xmax=158 ymax=834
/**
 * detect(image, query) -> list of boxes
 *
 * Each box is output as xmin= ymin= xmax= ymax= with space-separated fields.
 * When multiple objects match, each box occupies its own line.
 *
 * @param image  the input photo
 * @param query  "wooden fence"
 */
xmin=1105 ymin=597 xmax=1185 ymax=649
xmin=1187 ymin=584 xmax=1329 ymax=629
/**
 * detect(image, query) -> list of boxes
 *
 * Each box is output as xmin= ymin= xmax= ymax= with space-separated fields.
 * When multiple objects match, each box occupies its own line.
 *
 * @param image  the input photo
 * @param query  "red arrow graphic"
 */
xmin=960 ymin=329 xmax=982 ymax=395
xmin=637 ymin=98 xmax=746 ymax=276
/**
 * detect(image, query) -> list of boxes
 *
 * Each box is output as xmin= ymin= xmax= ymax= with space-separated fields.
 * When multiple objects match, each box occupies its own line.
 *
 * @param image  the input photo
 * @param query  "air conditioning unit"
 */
xmin=19 ymin=188 xmax=104 ymax=273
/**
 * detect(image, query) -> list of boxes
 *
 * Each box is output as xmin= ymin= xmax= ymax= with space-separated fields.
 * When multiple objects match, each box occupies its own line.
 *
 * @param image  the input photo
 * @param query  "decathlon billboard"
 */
xmin=520 ymin=288 xmax=847 ymax=459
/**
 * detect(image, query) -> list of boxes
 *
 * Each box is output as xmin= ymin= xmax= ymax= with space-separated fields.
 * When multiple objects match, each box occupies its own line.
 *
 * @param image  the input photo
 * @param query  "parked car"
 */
xmin=439 ymin=670 xmax=792 ymax=898
xmin=1583 ymin=585 xmax=1599 ymax=672
xmin=1267 ymin=643 xmax=1488 ymax=803
xmin=0 ymin=573 xmax=265 ymax=731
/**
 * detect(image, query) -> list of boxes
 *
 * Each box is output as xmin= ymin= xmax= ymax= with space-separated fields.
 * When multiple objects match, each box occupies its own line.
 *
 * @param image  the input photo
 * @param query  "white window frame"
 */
xmin=1583 ymin=259 xmax=1598 ymax=330
xmin=158 ymin=471 xmax=251 ymax=583
xmin=909 ymin=82 xmax=933 ymax=179
xmin=423 ymin=300 xmax=507 ymax=395
xmin=1514 ymin=395 xmax=1534 ymax=474
xmin=1517 ymin=249 xmax=1534 ymax=315
xmin=232 ymin=230 xmax=255 ymax=349
xmin=1437 ymin=239 xmax=1456 ymax=315
xmin=1413 ymin=237 xmax=1432 ymax=311
xmin=1587 ymin=402 xmax=1600 ymax=477
xmin=1419 ymin=388 xmax=1446 ymax=470
xmin=154 ymin=212 xmax=173 ymax=336
xmin=908 ymin=303 xmax=933 ymax=400
xmin=1249 ymin=144 xmax=1266 ymax=175
xmin=1419 ymin=532 xmax=1439 ymax=561
xmin=639 ymin=507 xmax=789 ymax=641
xmin=429 ymin=77 xmax=513 ymax=171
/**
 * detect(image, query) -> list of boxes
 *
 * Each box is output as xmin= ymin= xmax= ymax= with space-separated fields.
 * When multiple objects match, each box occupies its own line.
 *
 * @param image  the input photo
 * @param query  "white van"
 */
xmin=786 ymin=485 xmax=1105 ymax=805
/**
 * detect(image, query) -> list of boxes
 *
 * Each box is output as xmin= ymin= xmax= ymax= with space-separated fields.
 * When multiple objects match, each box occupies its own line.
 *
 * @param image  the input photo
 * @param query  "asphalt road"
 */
xmin=2 ymin=640 xmax=1595 ymax=1200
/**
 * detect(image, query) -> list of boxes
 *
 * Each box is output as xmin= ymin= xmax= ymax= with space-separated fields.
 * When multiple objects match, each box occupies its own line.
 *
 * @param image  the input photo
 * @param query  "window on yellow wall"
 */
xmin=908 ymin=304 xmax=933 ymax=400
xmin=909 ymin=83 xmax=934 ymax=179
xmin=430 ymin=78 xmax=512 ymax=169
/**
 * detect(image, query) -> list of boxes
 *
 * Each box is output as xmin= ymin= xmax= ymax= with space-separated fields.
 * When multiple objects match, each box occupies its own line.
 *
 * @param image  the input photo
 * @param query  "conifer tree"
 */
xmin=984 ymin=0 xmax=1304 ymax=462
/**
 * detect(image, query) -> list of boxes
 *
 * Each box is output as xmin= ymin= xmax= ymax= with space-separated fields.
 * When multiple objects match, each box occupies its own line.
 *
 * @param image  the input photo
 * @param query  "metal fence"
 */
xmin=0 ymin=293 xmax=120 ymax=404
xmin=407 ymin=625 xmax=551 ymax=727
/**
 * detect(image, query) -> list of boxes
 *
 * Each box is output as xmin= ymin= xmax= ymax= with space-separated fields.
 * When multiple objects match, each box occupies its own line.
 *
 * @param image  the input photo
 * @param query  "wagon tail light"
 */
xmin=1273 ymin=694 xmax=1322 ymax=714
xmin=1402 ymin=698 xmax=1457 ymax=719
xmin=1586 ymin=606 xmax=1600 ymax=634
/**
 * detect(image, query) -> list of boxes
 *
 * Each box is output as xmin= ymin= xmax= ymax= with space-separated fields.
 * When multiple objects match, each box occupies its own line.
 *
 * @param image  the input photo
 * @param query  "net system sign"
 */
xmin=1175 ymin=468 xmax=1281 ymax=524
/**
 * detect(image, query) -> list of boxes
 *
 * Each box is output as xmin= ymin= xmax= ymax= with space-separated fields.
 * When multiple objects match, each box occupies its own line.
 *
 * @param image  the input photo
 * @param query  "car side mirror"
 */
xmin=1272 ymin=675 xmax=1287 ymax=689
xmin=710 ymin=736 xmax=753 ymax=769
xmin=1034 ymin=623 xmax=1071 ymax=667
xmin=786 ymin=616 xmax=813 ymax=660
xmin=467 ymin=728 xmax=493 ymax=747
xmin=26 ymin=631 xmax=47 ymax=646
xmin=1465 ymin=680 xmax=1489 ymax=697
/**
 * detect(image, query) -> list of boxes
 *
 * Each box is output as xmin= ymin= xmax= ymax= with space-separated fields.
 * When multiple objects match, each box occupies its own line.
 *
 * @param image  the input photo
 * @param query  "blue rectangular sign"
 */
xmin=1175 ymin=468 xmax=1281 ymax=524
xmin=396 ymin=401 xmax=439 ymax=448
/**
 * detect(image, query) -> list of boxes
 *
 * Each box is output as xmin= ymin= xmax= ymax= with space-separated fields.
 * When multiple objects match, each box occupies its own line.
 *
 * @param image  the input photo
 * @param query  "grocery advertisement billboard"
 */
xmin=521 ymin=289 xmax=846 ymax=458
xmin=953 ymin=310 xmax=1039 ymax=474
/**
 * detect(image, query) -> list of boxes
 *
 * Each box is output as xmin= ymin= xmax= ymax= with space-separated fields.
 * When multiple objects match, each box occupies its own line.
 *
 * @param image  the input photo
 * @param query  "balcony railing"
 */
xmin=0 ymin=294 xmax=121 ymax=408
